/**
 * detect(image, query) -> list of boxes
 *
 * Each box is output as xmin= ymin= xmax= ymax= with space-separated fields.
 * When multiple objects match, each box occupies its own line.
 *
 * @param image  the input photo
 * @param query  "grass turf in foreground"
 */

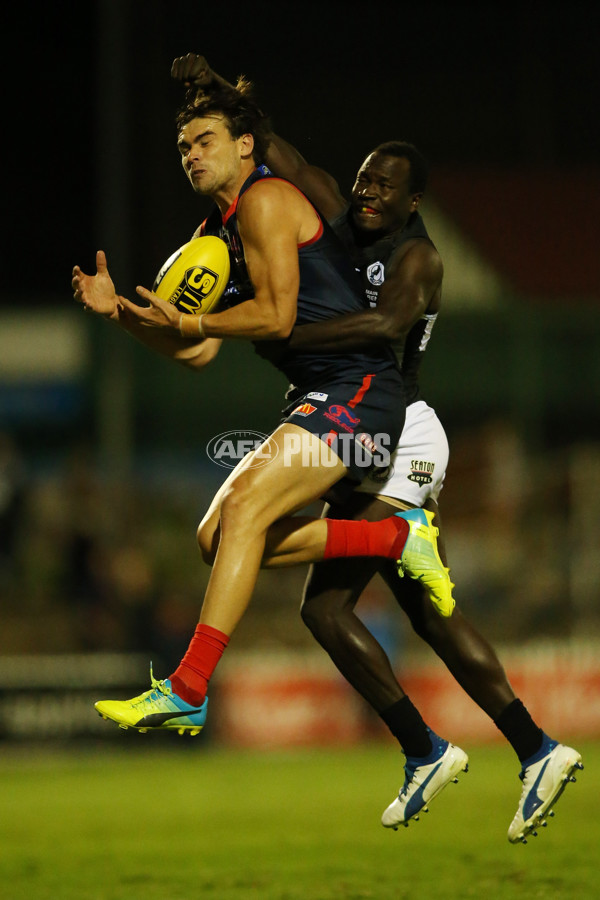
xmin=0 ymin=739 xmax=596 ymax=900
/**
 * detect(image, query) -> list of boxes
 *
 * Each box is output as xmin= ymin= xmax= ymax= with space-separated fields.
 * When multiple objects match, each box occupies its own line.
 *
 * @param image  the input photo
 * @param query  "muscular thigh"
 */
xmin=201 ymin=423 xmax=348 ymax=538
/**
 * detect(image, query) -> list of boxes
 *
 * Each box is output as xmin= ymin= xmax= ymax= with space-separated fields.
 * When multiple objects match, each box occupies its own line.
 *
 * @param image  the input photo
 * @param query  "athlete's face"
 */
xmin=177 ymin=115 xmax=253 ymax=199
xmin=351 ymin=153 xmax=422 ymax=235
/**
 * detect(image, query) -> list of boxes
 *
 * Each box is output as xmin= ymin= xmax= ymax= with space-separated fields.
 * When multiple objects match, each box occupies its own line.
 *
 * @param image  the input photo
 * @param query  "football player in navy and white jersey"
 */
xmin=168 ymin=54 xmax=582 ymax=844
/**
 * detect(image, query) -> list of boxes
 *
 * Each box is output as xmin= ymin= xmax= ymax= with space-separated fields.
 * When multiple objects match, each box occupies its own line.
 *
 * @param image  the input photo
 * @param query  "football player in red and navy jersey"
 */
xmin=72 ymin=68 xmax=455 ymax=755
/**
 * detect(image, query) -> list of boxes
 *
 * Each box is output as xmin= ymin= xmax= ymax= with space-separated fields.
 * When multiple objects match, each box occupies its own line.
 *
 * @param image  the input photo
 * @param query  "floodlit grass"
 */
xmin=0 ymin=739 xmax=596 ymax=899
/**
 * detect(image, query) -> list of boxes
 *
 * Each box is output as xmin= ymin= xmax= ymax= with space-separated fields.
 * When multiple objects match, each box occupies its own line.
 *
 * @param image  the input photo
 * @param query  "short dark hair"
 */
xmin=175 ymin=77 xmax=271 ymax=163
xmin=371 ymin=141 xmax=429 ymax=193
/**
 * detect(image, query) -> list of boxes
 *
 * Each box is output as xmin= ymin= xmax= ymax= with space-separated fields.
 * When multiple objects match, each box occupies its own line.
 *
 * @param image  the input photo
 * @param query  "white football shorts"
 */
xmin=354 ymin=400 xmax=449 ymax=506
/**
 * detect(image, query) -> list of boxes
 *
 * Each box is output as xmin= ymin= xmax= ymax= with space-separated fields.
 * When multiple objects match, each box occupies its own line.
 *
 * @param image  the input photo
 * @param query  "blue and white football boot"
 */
xmin=382 ymin=732 xmax=469 ymax=829
xmin=508 ymin=735 xmax=583 ymax=843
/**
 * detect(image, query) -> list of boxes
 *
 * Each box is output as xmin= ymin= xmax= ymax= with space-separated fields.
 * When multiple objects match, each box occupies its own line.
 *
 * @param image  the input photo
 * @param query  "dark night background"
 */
xmin=3 ymin=0 xmax=599 ymax=307
xmin=1 ymin=1 xmax=600 ymax=752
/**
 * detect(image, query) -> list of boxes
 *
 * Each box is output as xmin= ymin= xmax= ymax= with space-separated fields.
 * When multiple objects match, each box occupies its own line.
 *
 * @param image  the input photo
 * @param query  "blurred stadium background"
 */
xmin=1 ymin=0 xmax=599 ymax=759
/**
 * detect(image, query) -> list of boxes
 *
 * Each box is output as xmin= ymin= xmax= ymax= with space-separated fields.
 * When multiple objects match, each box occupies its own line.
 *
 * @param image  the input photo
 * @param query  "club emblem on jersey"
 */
xmin=324 ymin=404 xmax=361 ymax=433
xmin=366 ymin=261 xmax=385 ymax=286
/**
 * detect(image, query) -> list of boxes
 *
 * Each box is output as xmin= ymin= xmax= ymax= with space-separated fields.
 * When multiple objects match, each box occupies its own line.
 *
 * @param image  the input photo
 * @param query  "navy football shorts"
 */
xmin=280 ymin=368 xmax=405 ymax=483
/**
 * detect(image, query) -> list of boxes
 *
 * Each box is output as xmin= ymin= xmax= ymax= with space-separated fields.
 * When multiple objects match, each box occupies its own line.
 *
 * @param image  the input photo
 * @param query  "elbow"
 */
xmin=260 ymin=312 xmax=295 ymax=341
xmin=384 ymin=323 xmax=409 ymax=343
xmin=366 ymin=314 xmax=405 ymax=344
xmin=274 ymin=319 xmax=295 ymax=340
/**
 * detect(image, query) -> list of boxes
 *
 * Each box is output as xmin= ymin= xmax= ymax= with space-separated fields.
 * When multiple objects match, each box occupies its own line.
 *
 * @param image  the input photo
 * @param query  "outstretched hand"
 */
xmin=72 ymin=250 xmax=120 ymax=318
xmin=118 ymin=285 xmax=181 ymax=333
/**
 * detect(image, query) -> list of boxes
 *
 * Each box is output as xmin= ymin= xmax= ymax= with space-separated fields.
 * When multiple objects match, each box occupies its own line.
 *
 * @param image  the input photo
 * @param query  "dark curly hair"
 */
xmin=176 ymin=76 xmax=272 ymax=163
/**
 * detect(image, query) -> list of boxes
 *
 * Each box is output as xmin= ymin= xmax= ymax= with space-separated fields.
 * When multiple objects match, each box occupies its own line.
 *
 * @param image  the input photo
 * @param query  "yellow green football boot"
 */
xmin=95 ymin=667 xmax=208 ymax=735
xmin=395 ymin=508 xmax=455 ymax=617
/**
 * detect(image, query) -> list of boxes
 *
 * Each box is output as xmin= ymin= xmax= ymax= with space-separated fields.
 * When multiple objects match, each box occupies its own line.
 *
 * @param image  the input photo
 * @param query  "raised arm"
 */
xmin=171 ymin=53 xmax=347 ymax=220
xmin=288 ymin=240 xmax=443 ymax=353
xmin=263 ymin=134 xmax=347 ymax=222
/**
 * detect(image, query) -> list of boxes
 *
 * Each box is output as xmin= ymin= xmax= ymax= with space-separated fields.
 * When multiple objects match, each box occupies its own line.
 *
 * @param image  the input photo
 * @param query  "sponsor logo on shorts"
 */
xmin=357 ymin=432 xmax=378 ymax=456
xmin=367 ymin=261 xmax=385 ymax=286
xmin=292 ymin=403 xmax=317 ymax=417
xmin=306 ymin=392 xmax=328 ymax=401
xmin=408 ymin=459 xmax=435 ymax=486
xmin=206 ymin=430 xmax=278 ymax=469
xmin=324 ymin=404 xmax=361 ymax=433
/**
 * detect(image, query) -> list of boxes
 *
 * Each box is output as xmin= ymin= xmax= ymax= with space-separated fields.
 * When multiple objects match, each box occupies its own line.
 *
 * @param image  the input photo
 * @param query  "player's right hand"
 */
xmin=72 ymin=250 xmax=119 ymax=319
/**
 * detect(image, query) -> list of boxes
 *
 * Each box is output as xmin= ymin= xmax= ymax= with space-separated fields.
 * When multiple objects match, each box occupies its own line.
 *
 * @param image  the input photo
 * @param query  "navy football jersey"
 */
xmin=199 ymin=166 xmax=398 ymax=390
xmin=331 ymin=208 xmax=438 ymax=405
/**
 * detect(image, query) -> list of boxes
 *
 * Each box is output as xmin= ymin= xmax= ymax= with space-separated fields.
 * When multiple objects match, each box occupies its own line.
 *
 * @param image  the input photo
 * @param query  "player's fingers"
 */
xmin=118 ymin=294 xmax=140 ymax=313
xmin=171 ymin=56 xmax=186 ymax=79
xmin=135 ymin=285 xmax=159 ymax=306
xmin=172 ymin=53 xmax=197 ymax=81
xmin=96 ymin=249 xmax=108 ymax=273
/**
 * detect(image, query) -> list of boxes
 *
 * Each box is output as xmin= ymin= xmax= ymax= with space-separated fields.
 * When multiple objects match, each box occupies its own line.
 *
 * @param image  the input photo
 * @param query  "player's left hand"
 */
xmin=119 ymin=286 xmax=180 ymax=332
xmin=171 ymin=53 xmax=212 ymax=87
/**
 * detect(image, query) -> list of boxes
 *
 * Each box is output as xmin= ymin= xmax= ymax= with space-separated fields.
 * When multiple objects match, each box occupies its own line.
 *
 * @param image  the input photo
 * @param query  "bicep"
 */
xmin=237 ymin=186 xmax=302 ymax=325
xmin=377 ymin=244 xmax=443 ymax=334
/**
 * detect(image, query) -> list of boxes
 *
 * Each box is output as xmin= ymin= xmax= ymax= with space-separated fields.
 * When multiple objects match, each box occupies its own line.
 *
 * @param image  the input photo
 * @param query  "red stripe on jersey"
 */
xmin=222 ymin=195 xmax=240 ymax=226
xmin=348 ymin=374 xmax=375 ymax=409
xmin=236 ymin=175 xmax=324 ymax=247
xmin=298 ymin=218 xmax=324 ymax=248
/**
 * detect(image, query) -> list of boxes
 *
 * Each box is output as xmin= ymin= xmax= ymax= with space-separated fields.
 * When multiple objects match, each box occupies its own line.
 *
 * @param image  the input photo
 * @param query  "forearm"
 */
xmin=181 ymin=297 xmax=293 ymax=342
xmin=289 ymin=310 xmax=398 ymax=353
xmin=115 ymin=308 xmax=216 ymax=368
xmin=264 ymin=134 xmax=308 ymax=182
xmin=264 ymin=135 xmax=346 ymax=221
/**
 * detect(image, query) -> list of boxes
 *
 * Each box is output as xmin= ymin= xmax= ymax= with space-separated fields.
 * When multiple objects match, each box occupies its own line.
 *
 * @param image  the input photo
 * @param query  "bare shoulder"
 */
xmin=240 ymin=177 xmax=305 ymax=213
xmin=238 ymin=177 xmax=317 ymax=240
xmin=388 ymin=237 xmax=443 ymax=279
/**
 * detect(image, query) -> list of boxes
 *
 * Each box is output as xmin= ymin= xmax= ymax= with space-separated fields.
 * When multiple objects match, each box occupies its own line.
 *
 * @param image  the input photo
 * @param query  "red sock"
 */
xmin=323 ymin=516 xmax=409 ymax=561
xmin=170 ymin=623 xmax=230 ymax=706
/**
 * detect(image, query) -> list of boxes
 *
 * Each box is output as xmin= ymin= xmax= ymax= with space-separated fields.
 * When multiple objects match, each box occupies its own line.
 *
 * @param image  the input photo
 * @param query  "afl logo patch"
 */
xmin=367 ymin=261 xmax=385 ymax=286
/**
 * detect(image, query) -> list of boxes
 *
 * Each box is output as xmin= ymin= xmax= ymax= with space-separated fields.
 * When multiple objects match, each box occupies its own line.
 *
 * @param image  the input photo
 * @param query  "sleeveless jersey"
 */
xmin=199 ymin=166 xmax=398 ymax=390
xmin=330 ymin=208 xmax=438 ymax=405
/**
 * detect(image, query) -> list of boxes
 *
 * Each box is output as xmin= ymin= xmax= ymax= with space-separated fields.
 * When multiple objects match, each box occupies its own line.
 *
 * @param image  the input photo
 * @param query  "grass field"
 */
xmin=0 ymin=738 xmax=596 ymax=900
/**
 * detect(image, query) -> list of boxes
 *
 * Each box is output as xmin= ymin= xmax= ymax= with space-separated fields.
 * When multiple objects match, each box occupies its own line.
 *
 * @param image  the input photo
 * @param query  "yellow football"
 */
xmin=153 ymin=235 xmax=230 ymax=315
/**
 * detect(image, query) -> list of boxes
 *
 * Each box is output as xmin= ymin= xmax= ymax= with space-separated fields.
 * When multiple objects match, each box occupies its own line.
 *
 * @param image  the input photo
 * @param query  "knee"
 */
xmin=197 ymin=480 xmax=265 ymax=565
xmin=219 ymin=478 xmax=267 ymax=535
xmin=300 ymin=588 xmax=342 ymax=641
